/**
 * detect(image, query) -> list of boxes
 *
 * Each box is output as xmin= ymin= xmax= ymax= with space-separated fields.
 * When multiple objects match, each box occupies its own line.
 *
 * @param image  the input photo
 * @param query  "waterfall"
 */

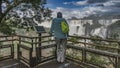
xmin=26 ymin=18 xmax=120 ymax=39
xmin=67 ymin=19 xmax=120 ymax=39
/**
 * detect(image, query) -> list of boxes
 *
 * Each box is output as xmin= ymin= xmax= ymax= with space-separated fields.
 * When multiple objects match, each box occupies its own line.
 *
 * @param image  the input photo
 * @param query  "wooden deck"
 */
xmin=36 ymin=59 xmax=83 ymax=68
xmin=0 ymin=59 xmax=83 ymax=68
xmin=0 ymin=59 xmax=28 ymax=68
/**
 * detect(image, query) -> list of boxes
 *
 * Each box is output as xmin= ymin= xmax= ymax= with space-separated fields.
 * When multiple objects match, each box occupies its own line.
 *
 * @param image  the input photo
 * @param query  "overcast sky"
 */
xmin=46 ymin=0 xmax=120 ymax=19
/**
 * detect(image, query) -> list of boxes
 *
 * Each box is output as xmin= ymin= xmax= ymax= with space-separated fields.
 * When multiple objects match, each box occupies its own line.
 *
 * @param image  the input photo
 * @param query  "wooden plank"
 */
xmin=19 ymin=44 xmax=31 ymax=50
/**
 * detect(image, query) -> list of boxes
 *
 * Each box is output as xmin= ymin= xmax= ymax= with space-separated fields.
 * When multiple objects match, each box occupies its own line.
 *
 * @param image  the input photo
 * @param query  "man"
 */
xmin=49 ymin=12 xmax=69 ymax=63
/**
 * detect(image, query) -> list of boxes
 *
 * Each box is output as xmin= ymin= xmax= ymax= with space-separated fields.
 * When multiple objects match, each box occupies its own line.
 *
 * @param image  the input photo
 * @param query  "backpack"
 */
xmin=61 ymin=20 xmax=69 ymax=34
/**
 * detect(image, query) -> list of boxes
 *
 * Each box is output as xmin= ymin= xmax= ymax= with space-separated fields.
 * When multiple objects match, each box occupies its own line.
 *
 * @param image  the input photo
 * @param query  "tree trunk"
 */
xmin=0 ymin=0 xmax=2 ymax=23
xmin=0 ymin=17 xmax=2 ymax=23
xmin=0 ymin=13 xmax=6 ymax=23
xmin=0 ymin=0 xmax=2 ymax=15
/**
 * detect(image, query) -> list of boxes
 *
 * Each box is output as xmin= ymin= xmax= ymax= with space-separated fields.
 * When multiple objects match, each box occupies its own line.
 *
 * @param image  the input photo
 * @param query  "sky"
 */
xmin=46 ymin=0 xmax=120 ymax=19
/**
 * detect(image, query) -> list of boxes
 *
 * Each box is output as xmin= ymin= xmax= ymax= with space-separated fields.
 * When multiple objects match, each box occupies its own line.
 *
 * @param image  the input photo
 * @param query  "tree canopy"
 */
xmin=0 ymin=0 xmax=47 ymax=22
xmin=0 ymin=0 xmax=52 ymax=35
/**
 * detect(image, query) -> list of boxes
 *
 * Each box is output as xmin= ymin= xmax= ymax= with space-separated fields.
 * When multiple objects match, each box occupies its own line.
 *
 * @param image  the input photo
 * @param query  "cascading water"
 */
xmin=68 ymin=19 xmax=120 ymax=39
xmin=38 ymin=18 xmax=120 ymax=39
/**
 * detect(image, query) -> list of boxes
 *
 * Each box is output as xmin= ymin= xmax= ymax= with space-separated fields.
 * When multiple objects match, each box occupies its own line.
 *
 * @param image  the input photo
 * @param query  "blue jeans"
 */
xmin=55 ymin=38 xmax=67 ymax=62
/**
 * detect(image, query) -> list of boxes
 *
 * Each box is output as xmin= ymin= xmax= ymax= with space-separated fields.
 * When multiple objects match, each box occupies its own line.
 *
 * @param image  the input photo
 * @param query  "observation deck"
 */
xmin=0 ymin=35 xmax=120 ymax=68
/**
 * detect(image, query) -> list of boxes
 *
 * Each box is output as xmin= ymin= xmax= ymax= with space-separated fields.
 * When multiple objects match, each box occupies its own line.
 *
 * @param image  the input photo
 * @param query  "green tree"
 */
xmin=0 ymin=0 xmax=45 ymax=23
xmin=0 ymin=0 xmax=51 ymax=35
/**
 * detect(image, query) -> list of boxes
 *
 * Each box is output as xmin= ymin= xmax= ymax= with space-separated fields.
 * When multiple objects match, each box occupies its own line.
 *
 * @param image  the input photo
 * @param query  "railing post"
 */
xmin=29 ymin=48 xmax=34 ymax=67
xmin=11 ymin=35 xmax=14 ymax=58
xmin=37 ymin=33 xmax=42 ymax=62
xmin=30 ymin=37 xmax=38 ymax=67
xmin=17 ymin=36 xmax=21 ymax=60
xmin=11 ymin=44 xmax=14 ymax=58
xmin=55 ymin=44 xmax=57 ymax=58
xmin=82 ymin=38 xmax=87 ymax=62
xmin=35 ymin=37 xmax=38 ymax=64
xmin=82 ymin=48 xmax=86 ymax=62
xmin=84 ymin=39 xmax=86 ymax=47
xmin=117 ymin=42 xmax=120 ymax=68
xmin=30 ymin=38 xmax=33 ymax=67
xmin=31 ymin=37 xmax=33 ymax=52
xmin=115 ymin=57 xmax=118 ymax=68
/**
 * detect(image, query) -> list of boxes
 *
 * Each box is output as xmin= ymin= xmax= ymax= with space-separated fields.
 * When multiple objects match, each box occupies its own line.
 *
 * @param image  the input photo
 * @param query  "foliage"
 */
xmin=69 ymin=37 xmax=79 ymax=44
xmin=107 ymin=20 xmax=120 ymax=40
xmin=90 ymin=35 xmax=103 ymax=44
xmin=0 ymin=21 xmax=13 ymax=35
xmin=0 ymin=0 xmax=52 ymax=35
xmin=110 ymin=32 xmax=119 ymax=40
xmin=87 ymin=35 xmax=109 ymax=66
xmin=1 ymin=0 xmax=45 ymax=20
xmin=88 ymin=54 xmax=108 ymax=66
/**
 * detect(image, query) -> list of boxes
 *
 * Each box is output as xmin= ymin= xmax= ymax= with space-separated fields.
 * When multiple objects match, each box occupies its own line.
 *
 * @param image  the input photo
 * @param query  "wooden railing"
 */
xmin=0 ymin=36 xmax=15 ymax=61
xmin=17 ymin=35 xmax=56 ymax=67
xmin=0 ymin=35 xmax=120 ymax=68
xmin=67 ymin=35 xmax=120 ymax=68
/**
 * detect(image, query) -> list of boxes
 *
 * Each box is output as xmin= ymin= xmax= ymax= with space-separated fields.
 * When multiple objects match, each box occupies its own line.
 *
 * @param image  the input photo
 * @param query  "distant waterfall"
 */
xmin=67 ymin=19 xmax=120 ymax=39
xmin=38 ymin=19 xmax=120 ymax=39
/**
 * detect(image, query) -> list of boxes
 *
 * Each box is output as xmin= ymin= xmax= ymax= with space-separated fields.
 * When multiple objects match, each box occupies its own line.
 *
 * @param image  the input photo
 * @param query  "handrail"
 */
xmin=0 ymin=35 xmax=14 ymax=37
xmin=68 ymin=41 xmax=120 ymax=51
xmin=1 ymin=35 xmax=119 ymax=43
xmin=32 ymin=40 xmax=55 ymax=44
xmin=40 ymin=44 xmax=55 ymax=49
xmin=69 ymin=35 xmax=120 ymax=43
xmin=31 ymin=35 xmax=52 ymax=38
xmin=0 ymin=44 xmax=13 ymax=49
xmin=16 ymin=35 xmax=32 ymax=39
xmin=19 ymin=40 xmax=33 ymax=44
xmin=18 ymin=44 xmax=31 ymax=50
xmin=16 ymin=35 xmax=52 ymax=39
xmin=0 ymin=39 xmax=16 ymax=42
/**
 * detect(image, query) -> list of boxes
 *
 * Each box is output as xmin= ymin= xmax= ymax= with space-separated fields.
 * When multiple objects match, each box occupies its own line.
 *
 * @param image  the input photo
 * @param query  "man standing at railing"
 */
xmin=49 ymin=12 xmax=69 ymax=63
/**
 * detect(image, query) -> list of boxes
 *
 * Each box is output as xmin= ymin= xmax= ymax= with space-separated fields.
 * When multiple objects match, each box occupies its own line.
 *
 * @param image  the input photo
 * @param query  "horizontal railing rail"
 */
xmin=69 ymin=35 xmax=120 ymax=43
xmin=0 ymin=44 xmax=13 ymax=49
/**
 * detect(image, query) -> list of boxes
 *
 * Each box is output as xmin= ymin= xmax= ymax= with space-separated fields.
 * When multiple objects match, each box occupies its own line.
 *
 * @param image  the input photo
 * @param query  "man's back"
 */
xmin=50 ymin=18 xmax=68 ymax=39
